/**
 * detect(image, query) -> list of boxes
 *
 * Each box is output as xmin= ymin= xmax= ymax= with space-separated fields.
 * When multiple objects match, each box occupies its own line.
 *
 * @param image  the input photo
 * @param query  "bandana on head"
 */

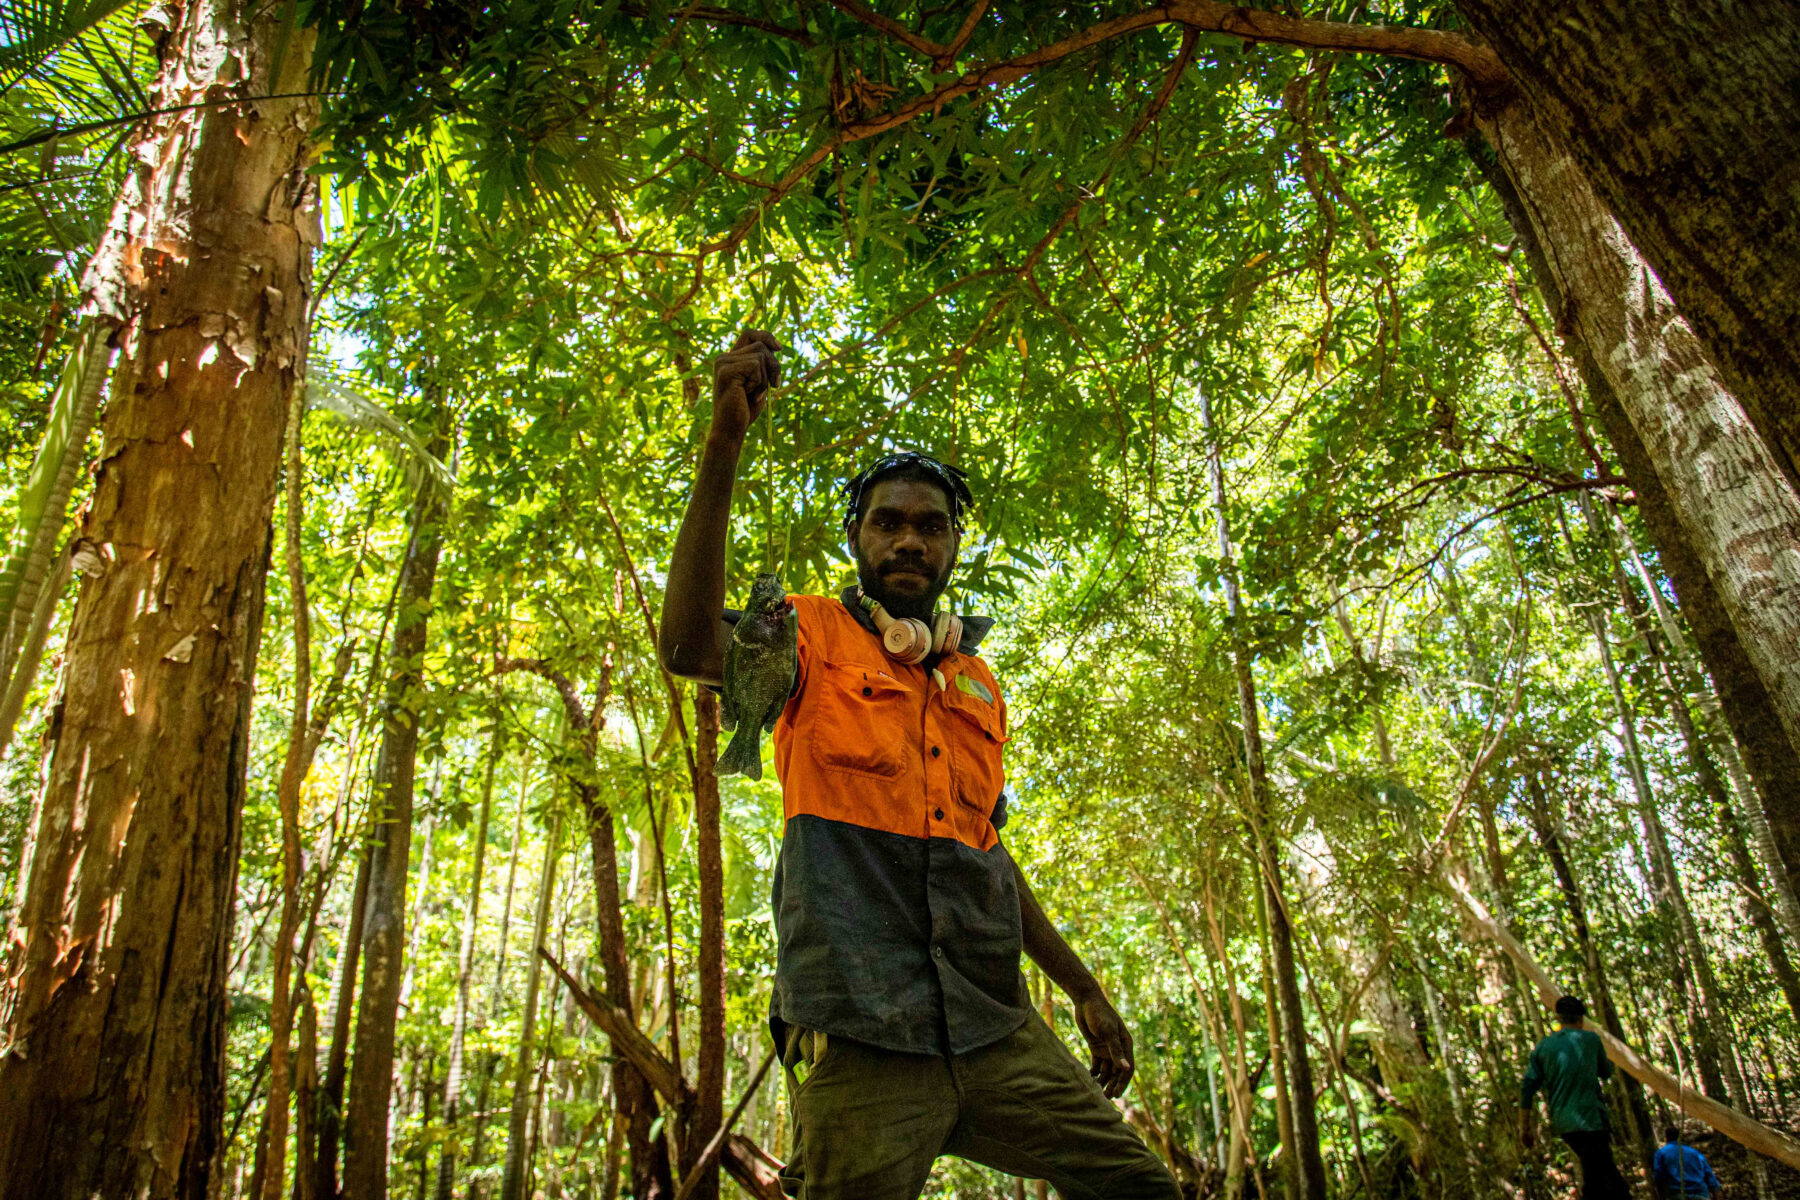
xmin=840 ymin=451 xmax=973 ymax=533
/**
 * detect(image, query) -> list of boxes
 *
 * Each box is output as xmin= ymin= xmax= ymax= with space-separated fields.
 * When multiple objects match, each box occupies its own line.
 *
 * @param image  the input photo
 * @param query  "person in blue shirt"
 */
xmin=1520 ymin=995 xmax=1631 ymax=1199
xmin=1654 ymin=1126 xmax=1722 ymax=1198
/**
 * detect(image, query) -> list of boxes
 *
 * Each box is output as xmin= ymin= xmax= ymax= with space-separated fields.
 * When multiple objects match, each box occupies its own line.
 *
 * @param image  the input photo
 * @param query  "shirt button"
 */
xmin=932 ymin=946 xmax=944 ymax=959
xmin=933 ymin=808 xmax=944 ymax=821
xmin=862 ymin=686 xmax=872 ymax=696
xmin=931 ymin=746 xmax=941 ymax=757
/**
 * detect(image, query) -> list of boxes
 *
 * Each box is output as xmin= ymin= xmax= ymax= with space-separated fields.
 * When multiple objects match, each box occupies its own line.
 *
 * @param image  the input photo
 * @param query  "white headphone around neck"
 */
xmin=857 ymin=591 xmax=962 ymax=665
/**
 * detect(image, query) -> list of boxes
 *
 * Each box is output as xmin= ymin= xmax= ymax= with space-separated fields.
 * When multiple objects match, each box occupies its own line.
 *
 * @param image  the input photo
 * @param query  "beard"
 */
xmin=853 ymin=542 xmax=953 ymax=623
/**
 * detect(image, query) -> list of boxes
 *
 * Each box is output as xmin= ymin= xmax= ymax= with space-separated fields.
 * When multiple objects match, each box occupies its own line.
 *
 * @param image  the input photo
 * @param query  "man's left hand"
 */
xmin=1073 ymin=989 xmax=1135 ymax=1098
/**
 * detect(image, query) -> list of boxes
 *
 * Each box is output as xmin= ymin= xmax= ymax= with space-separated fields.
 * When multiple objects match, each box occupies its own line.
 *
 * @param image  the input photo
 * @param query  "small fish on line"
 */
xmin=717 ymin=572 xmax=798 ymax=780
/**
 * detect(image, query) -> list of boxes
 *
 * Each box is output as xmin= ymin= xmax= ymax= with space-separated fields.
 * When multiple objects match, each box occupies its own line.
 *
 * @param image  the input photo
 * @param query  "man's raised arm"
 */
xmin=658 ymin=331 xmax=783 ymax=686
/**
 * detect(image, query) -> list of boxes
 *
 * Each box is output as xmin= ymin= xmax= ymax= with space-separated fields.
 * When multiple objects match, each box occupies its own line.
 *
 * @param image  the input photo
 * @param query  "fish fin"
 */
xmin=761 ymin=695 xmax=784 ymax=734
xmin=715 ymin=726 xmax=764 ymax=781
xmin=719 ymin=693 xmax=738 ymax=732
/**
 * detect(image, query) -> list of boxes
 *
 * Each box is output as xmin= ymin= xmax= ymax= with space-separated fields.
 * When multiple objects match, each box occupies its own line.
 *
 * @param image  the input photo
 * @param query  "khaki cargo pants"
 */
xmin=778 ymin=1013 xmax=1180 ymax=1200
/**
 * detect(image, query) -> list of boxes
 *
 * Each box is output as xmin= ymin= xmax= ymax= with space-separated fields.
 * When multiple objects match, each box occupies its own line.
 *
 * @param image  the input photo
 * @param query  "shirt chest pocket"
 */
xmin=807 ymin=660 xmax=914 ymax=779
xmin=945 ymin=681 xmax=1007 ymax=816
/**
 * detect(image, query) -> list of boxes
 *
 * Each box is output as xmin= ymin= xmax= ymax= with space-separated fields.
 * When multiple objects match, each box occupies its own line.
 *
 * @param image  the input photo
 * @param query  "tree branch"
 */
xmin=543 ymin=949 xmax=786 ymax=1199
xmin=662 ymin=2 xmax=1506 ymax=317
xmin=828 ymin=0 xmax=946 ymax=57
xmin=494 ymin=656 xmax=590 ymax=732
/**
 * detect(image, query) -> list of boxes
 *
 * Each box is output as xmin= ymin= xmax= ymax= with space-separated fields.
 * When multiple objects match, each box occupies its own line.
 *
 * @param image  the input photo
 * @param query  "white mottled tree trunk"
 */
xmin=1480 ymin=97 xmax=1800 ymax=862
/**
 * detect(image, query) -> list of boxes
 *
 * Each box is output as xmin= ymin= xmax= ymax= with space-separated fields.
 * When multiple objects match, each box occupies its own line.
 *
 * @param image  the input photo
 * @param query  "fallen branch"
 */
xmin=542 ymin=948 xmax=686 ymax=1107
xmin=541 ymin=948 xmax=786 ymax=1200
xmin=1444 ymin=867 xmax=1800 ymax=1171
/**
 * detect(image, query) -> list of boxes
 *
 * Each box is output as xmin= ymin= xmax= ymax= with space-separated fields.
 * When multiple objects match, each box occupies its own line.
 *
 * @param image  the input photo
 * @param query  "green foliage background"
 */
xmin=3 ymin=2 xmax=1793 ymax=1195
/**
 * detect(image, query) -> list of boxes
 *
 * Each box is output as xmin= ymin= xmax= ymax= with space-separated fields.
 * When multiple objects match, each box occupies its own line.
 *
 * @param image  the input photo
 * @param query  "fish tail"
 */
xmin=715 ymin=727 xmax=764 ymax=781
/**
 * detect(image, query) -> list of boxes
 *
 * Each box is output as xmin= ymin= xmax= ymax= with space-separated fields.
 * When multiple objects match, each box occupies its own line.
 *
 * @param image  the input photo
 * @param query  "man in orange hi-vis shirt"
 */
xmin=660 ymin=332 xmax=1178 ymax=1200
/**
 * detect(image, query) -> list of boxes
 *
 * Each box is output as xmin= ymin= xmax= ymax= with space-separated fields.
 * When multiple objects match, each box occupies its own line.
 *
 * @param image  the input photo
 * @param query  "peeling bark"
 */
xmin=0 ymin=0 xmax=316 ymax=1193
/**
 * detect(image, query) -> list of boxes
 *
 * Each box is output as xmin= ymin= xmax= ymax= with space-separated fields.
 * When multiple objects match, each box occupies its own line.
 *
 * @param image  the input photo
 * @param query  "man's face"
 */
xmin=851 ymin=478 xmax=958 ymax=622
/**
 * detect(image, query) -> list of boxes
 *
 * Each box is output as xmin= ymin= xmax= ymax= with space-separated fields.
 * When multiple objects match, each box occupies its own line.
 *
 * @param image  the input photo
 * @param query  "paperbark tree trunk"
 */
xmin=1454 ymin=0 xmax=1800 ymax=498
xmin=343 ymin=420 xmax=451 ymax=1200
xmin=0 ymin=2 xmax=316 ymax=1194
xmin=1473 ymin=98 xmax=1800 ymax=926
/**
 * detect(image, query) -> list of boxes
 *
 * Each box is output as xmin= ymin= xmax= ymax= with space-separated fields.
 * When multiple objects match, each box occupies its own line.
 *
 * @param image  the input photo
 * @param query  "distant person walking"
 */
xmin=1654 ymin=1127 xmax=1722 ymax=1198
xmin=1520 ymin=995 xmax=1632 ymax=1200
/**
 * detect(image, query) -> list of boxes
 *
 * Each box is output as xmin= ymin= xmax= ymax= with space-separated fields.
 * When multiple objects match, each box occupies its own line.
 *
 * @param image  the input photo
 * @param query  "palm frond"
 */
xmin=306 ymin=373 xmax=457 ymax=501
xmin=0 ymin=0 xmax=140 ymax=95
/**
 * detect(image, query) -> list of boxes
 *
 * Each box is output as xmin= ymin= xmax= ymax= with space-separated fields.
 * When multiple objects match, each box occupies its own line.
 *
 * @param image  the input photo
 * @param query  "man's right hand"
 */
xmin=711 ymin=330 xmax=783 ymax=441
xmin=1519 ymin=1111 xmax=1536 ymax=1151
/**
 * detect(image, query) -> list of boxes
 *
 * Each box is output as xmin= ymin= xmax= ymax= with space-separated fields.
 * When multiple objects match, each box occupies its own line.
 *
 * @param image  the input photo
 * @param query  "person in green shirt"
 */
xmin=1520 ymin=995 xmax=1631 ymax=1199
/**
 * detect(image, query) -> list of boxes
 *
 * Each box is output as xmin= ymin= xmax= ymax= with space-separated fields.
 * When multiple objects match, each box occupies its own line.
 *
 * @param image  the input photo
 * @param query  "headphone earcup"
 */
xmin=933 ymin=613 xmax=963 ymax=656
xmin=883 ymin=617 xmax=932 ymax=664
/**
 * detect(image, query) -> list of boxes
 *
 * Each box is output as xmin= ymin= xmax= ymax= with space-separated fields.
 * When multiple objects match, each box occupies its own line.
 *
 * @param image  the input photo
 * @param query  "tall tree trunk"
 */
xmin=499 ymin=812 xmax=561 ymax=1200
xmin=1254 ymin=883 xmax=1297 ymax=1199
xmin=1580 ymin=575 xmax=1734 ymax=1101
xmin=491 ymin=757 xmax=531 ymax=1013
xmin=1454 ymin=0 xmax=1800 ymax=497
xmin=437 ymin=723 xmax=502 ymax=1200
xmin=1199 ymin=881 xmax=1257 ymax=1200
xmin=0 ymin=2 xmax=316 ymax=1193
xmin=685 ymin=691 xmax=726 ymax=1200
xmin=1521 ymin=776 xmax=1657 ymax=1171
xmin=1606 ymin=505 xmax=1800 ymax=952
xmin=1201 ymin=384 xmax=1328 ymax=1200
xmin=295 ymin=984 xmax=321 ymax=1200
xmin=263 ymin=383 xmax=335 ymax=1200
xmin=1587 ymin=503 xmax=1800 ymax=1023
xmin=316 ymin=841 xmax=372 ymax=1200
xmin=1471 ymin=98 xmax=1800 ymax=933
xmin=585 ymin=775 xmax=670 ymax=1198
xmin=344 ymin=421 xmax=451 ymax=1200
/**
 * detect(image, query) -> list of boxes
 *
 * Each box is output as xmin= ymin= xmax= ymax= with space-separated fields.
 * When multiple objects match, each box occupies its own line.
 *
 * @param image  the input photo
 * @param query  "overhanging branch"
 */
xmin=663 ymin=2 xmax=1508 ymax=317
